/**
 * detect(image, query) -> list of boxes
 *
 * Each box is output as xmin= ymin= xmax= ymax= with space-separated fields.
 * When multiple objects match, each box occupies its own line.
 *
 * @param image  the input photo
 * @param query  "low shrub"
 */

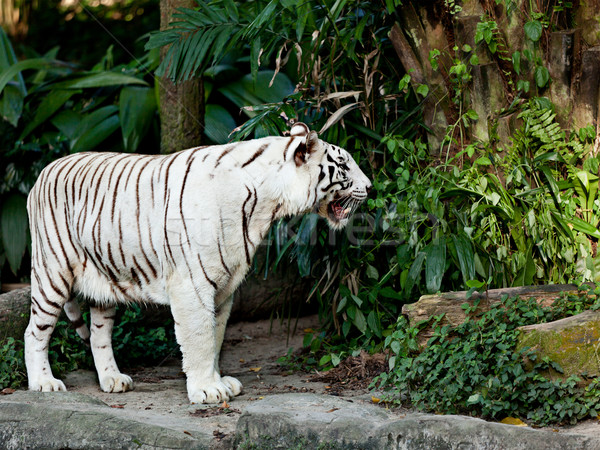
xmin=374 ymin=289 xmax=600 ymax=426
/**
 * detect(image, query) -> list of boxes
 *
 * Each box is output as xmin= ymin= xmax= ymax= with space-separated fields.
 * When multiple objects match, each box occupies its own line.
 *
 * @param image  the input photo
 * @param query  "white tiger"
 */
xmin=24 ymin=122 xmax=371 ymax=404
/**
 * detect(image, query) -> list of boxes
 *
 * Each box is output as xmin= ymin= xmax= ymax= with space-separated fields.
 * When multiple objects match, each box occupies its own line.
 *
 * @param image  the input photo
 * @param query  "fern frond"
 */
xmin=146 ymin=2 xmax=246 ymax=82
xmin=147 ymin=0 xmax=313 ymax=83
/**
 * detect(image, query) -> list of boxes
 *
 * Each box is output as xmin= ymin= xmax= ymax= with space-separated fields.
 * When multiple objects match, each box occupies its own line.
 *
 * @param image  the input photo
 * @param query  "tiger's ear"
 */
xmin=290 ymin=122 xmax=309 ymax=137
xmin=294 ymin=130 xmax=320 ymax=167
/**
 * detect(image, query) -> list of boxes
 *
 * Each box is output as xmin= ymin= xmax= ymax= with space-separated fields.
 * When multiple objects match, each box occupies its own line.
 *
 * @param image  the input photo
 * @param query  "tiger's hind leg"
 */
xmin=89 ymin=305 xmax=133 ymax=393
xmin=63 ymin=297 xmax=90 ymax=344
xmin=25 ymin=270 xmax=71 ymax=392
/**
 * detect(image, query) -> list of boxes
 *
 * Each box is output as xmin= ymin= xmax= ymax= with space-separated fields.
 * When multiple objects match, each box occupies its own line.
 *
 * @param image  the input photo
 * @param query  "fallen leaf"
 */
xmin=249 ymin=367 xmax=261 ymax=372
xmin=326 ymin=407 xmax=340 ymax=413
xmin=1 ymin=388 xmax=15 ymax=395
xmin=110 ymin=404 xmax=125 ymax=409
xmin=183 ymin=431 xmax=192 ymax=436
xmin=500 ymin=417 xmax=527 ymax=427
xmin=239 ymin=359 xmax=245 ymax=363
xmin=220 ymin=401 xmax=230 ymax=409
xmin=371 ymin=396 xmax=381 ymax=404
xmin=304 ymin=328 xmax=314 ymax=333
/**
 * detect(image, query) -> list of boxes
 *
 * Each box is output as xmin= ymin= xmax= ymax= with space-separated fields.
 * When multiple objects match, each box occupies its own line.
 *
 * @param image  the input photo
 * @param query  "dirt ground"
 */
xmin=47 ymin=313 xmax=600 ymax=448
xmin=59 ymin=314 xmax=380 ymax=447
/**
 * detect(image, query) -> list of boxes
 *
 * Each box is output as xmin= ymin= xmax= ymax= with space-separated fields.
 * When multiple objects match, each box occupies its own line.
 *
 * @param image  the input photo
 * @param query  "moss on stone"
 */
xmin=516 ymin=310 xmax=600 ymax=379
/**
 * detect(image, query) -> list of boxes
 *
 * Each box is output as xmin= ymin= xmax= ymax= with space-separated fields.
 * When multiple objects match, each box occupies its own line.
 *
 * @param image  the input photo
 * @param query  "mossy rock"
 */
xmin=0 ymin=287 xmax=31 ymax=342
xmin=517 ymin=310 xmax=600 ymax=379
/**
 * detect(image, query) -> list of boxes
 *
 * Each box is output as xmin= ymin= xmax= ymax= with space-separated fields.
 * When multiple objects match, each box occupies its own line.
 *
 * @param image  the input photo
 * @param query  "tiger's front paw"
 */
xmin=29 ymin=377 xmax=67 ymax=392
xmin=99 ymin=373 xmax=134 ymax=393
xmin=187 ymin=378 xmax=238 ymax=404
xmin=221 ymin=376 xmax=243 ymax=396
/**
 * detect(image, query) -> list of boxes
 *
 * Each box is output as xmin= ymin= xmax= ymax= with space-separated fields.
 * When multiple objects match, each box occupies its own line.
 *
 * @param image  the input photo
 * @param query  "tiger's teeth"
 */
xmin=343 ymin=208 xmax=351 ymax=215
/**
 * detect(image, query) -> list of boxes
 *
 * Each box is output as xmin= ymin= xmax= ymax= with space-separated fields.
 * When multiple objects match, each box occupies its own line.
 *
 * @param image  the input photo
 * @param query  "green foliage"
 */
xmin=475 ymin=20 xmax=500 ymax=53
xmin=375 ymin=292 xmax=600 ymax=426
xmin=0 ymin=337 xmax=26 ymax=390
xmin=49 ymin=304 xmax=178 ymax=375
xmin=0 ymin=27 xmax=159 ymax=281
xmin=146 ymin=3 xmax=600 ymax=383
xmin=0 ymin=303 xmax=178 ymax=390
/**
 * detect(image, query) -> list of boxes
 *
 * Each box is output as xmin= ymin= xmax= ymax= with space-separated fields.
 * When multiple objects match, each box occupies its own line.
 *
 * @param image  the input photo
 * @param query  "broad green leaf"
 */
xmin=19 ymin=89 xmax=77 ymax=140
xmin=403 ymin=251 xmax=426 ymax=297
xmin=425 ymin=237 xmax=446 ymax=293
xmin=204 ymin=104 xmax=236 ymax=144
xmin=572 ymin=170 xmax=599 ymax=223
xmin=219 ymin=71 xmax=294 ymax=115
xmin=353 ymin=308 xmax=367 ymax=334
xmin=467 ymin=394 xmax=483 ymax=405
xmin=534 ymin=65 xmax=550 ymax=88
xmin=416 ymin=84 xmax=429 ymax=97
xmin=568 ymin=216 xmax=600 ymax=239
xmin=295 ymin=1 xmax=310 ymax=40
xmin=351 ymin=294 xmax=363 ymax=308
xmin=1 ymin=193 xmax=28 ymax=275
xmin=0 ymin=58 xmax=58 ymax=94
xmin=366 ymin=264 xmax=379 ymax=280
xmin=524 ymin=20 xmax=543 ymax=42
xmin=513 ymin=243 xmax=536 ymax=286
xmin=379 ymin=286 xmax=404 ymax=300
xmin=512 ymin=51 xmax=521 ymax=75
xmin=331 ymin=353 xmax=341 ymax=366
xmin=49 ymin=72 xmax=147 ymax=90
xmin=51 ymin=110 xmax=81 ymax=140
xmin=0 ymin=27 xmax=26 ymax=94
xmin=71 ymin=106 xmax=120 ymax=152
xmin=319 ymin=354 xmax=331 ymax=366
xmin=466 ymin=279 xmax=485 ymax=289
xmin=0 ymin=84 xmax=23 ymax=127
xmin=452 ymin=234 xmax=475 ymax=285
xmin=367 ymin=310 xmax=382 ymax=338
xmin=119 ymin=86 xmax=156 ymax=152
xmin=550 ymin=212 xmax=574 ymax=240
xmin=539 ymin=165 xmax=561 ymax=206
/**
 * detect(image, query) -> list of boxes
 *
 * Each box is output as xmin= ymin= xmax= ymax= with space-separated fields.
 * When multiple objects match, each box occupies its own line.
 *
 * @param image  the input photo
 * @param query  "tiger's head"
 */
xmin=289 ymin=122 xmax=372 ymax=230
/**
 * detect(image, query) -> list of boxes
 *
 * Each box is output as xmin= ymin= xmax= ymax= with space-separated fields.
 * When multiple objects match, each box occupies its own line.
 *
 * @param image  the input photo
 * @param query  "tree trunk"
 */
xmin=159 ymin=0 xmax=204 ymax=153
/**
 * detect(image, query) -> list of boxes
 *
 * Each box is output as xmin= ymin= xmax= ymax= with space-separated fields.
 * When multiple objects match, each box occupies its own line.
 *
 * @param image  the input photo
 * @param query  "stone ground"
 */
xmin=2 ymin=315 xmax=600 ymax=449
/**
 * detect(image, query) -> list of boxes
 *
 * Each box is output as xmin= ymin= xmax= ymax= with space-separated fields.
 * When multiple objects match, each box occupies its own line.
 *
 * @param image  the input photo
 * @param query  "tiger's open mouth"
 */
xmin=328 ymin=198 xmax=353 ymax=222
xmin=320 ymin=195 xmax=364 ymax=226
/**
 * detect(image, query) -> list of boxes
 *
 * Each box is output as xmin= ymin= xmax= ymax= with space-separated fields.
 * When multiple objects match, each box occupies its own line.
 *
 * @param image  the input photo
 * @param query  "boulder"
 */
xmin=517 ymin=310 xmax=600 ymax=379
xmin=402 ymin=284 xmax=582 ymax=344
xmin=235 ymin=393 xmax=600 ymax=449
xmin=0 ymin=391 xmax=211 ymax=449
xmin=0 ymin=287 xmax=31 ymax=343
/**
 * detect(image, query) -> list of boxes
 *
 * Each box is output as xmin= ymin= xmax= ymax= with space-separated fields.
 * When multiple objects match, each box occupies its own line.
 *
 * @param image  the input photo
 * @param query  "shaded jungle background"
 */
xmin=4 ymin=0 xmax=600 ymax=426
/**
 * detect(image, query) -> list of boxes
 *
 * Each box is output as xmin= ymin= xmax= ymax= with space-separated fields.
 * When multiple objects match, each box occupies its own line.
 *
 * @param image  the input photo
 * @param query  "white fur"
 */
xmin=24 ymin=124 xmax=371 ymax=403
